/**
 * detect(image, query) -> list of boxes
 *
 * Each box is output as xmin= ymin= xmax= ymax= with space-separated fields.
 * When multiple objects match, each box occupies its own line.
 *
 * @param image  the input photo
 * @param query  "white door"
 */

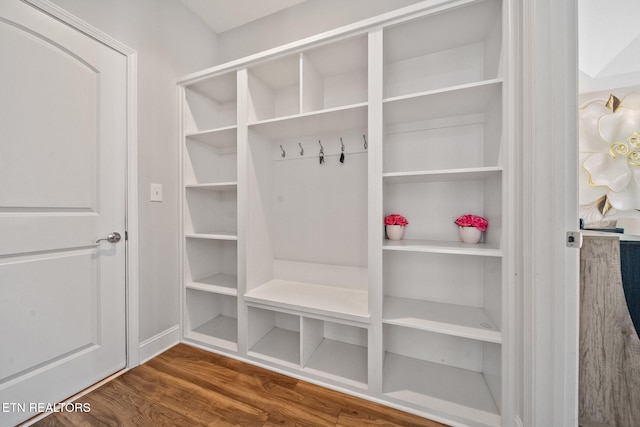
xmin=0 ymin=2 xmax=128 ymax=426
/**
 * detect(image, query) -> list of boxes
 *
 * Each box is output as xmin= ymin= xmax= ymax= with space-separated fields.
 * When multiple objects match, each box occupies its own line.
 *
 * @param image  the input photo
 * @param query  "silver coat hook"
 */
xmin=280 ymin=145 xmax=286 ymax=158
xmin=299 ymin=142 xmax=304 ymax=156
xmin=363 ymin=134 xmax=368 ymax=150
xmin=318 ymin=140 xmax=324 ymax=164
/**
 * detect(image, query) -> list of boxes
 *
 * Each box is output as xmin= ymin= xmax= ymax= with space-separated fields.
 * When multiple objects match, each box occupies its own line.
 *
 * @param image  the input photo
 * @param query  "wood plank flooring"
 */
xmin=33 ymin=344 xmax=448 ymax=427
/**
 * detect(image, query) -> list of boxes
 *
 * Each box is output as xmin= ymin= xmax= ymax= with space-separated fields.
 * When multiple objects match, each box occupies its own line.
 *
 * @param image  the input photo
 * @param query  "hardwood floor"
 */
xmin=33 ymin=344 xmax=448 ymax=427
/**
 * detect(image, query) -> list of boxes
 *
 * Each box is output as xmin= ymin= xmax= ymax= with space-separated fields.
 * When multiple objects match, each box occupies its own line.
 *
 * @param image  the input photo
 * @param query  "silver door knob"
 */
xmin=96 ymin=232 xmax=122 ymax=244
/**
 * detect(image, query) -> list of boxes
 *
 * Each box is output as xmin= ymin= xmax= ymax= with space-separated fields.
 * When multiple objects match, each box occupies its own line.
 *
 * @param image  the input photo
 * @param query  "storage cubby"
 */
xmin=383 ymin=172 xmax=502 ymax=248
xmin=247 ymin=307 xmax=300 ymax=368
xmin=184 ymin=133 xmax=237 ymax=185
xmin=383 ymin=80 xmax=502 ymax=171
xmin=184 ymin=186 xmax=237 ymax=237
xmin=248 ymin=55 xmax=300 ymax=122
xmin=184 ymin=289 xmax=237 ymax=351
xmin=383 ymin=251 xmax=501 ymax=343
xmin=301 ymin=35 xmax=368 ymax=113
xmin=383 ymin=325 xmax=501 ymax=425
xmin=184 ymin=72 xmax=237 ymax=132
xmin=302 ymin=318 xmax=368 ymax=389
xmin=184 ymin=238 xmax=237 ymax=295
xmin=383 ymin=0 xmax=502 ymax=99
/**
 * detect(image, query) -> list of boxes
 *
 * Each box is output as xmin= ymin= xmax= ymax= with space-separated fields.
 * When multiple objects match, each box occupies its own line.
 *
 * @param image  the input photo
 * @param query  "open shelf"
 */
xmin=248 ymin=54 xmax=300 ymax=122
xmin=383 ymin=167 xmax=502 ymax=185
xmin=186 ymin=273 xmax=238 ymax=296
xmin=301 ymin=35 xmax=367 ymax=113
xmin=184 ymin=290 xmax=237 ymax=351
xmin=383 ymin=250 xmax=502 ymax=341
xmin=383 ymin=172 xmax=502 ymax=248
xmin=383 ymin=0 xmax=502 ymax=99
xmin=245 ymin=279 xmax=369 ymax=324
xmin=184 ymin=136 xmax=237 ymax=185
xmin=302 ymin=318 xmax=368 ymax=389
xmin=383 ymin=82 xmax=502 ymax=175
xmin=188 ymin=315 xmax=238 ymax=350
xmin=185 ymin=126 xmax=237 ymax=149
xmin=184 ymin=72 xmax=237 ymax=132
xmin=383 ymin=352 xmax=501 ymax=426
xmin=184 ymin=238 xmax=237 ymax=293
xmin=383 ymin=239 xmax=501 ymax=257
xmin=185 ymin=182 xmax=238 ymax=191
xmin=384 ymin=79 xmax=502 ymax=125
xmin=185 ymin=232 xmax=238 ymax=240
xmin=249 ymin=328 xmax=300 ymax=368
xmin=248 ymin=308 xmax=300 ymax=368
xmin=383 ymin=323 xmax=501 ymax=425
xmin=383 ymin=296 xmax=501 ymax=343
xmin=249 ymin=103 xmax=367 ymax=140
xmin=184 ymin=185 xmax=237 ymax=236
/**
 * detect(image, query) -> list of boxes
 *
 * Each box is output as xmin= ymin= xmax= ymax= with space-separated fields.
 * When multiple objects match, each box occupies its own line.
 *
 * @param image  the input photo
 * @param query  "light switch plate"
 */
xmin=150 ymin=183 xmax=163 ymax=202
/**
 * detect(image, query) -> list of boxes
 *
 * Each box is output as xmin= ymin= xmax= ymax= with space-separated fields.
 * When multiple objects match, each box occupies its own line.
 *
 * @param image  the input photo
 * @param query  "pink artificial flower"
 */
xmin=455 ymin=214 xmax=488 ymax=231
xmin=385 ymin=214 xmax=409 ymax=226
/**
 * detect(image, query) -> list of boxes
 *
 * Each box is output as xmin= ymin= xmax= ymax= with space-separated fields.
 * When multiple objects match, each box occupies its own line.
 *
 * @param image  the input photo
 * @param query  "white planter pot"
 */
xmin=459 ymin=226 xmax=482 ymax=243
xmin=386 ymin=225 xmax=405 ymax=240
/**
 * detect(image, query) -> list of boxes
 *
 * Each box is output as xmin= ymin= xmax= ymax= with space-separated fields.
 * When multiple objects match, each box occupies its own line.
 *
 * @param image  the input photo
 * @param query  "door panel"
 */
xmin=0 ymin=249 xmax=98 ymax=380
xmin=0 ymin=17 xmax=98 ymax=209
xmin=0 ymin=2 xmax=127 ymax=425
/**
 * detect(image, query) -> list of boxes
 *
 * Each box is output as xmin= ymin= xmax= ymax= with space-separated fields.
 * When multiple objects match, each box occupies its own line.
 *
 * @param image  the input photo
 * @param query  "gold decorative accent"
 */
xmin=606 ymin=94 xmax=621 ymax=112
xmin=610 ymin=142 xmax=630 ymax=158
xmin=628 ymin=150 xmax=640 ymax=166
xmin=595 ymin=195 xmax=612 ymax=216
xmin=629 ymin=132 xmax=640 ymax=147
xmin=608 ymin=131 xmax=640 ymax=166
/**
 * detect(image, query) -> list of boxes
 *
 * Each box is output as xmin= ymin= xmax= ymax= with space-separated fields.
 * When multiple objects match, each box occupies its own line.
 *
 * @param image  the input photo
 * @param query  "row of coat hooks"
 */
xmin=279 ymin=135 xmax=368 ymax=164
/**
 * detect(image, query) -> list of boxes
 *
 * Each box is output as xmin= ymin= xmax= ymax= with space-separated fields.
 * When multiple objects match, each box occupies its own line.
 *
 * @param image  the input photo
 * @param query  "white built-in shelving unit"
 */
xmin=179 ymin=1 xmax=511 ymax=425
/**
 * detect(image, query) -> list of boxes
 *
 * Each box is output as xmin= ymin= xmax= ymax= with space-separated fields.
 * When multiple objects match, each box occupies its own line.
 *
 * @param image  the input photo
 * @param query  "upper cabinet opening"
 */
xmin=184 ymin=72 xmax=237 ymax=132
xmin=383 ymin=0 xmax=503 ymax=99
xmin=248 ymin=54 xmax=300 ymax=122
xmin=301 ymin=35 xmax=368 ymax=113
xmin=247 ymin=35 xmax=369 ymax=123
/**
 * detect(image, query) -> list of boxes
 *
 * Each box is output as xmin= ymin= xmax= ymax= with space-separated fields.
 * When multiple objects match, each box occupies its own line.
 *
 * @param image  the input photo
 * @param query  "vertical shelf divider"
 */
xmin=367 ymin=28 xmax=385 ymax=395
xmin=236 ymin=68 xmax=249 ymax=356
xmin=301 ymin=317 xmax=323 ymax=367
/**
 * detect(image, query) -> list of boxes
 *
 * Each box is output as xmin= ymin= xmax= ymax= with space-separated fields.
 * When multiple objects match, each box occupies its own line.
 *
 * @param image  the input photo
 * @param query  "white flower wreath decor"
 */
xmin=580 ymin=93 xmax=640 ymax=211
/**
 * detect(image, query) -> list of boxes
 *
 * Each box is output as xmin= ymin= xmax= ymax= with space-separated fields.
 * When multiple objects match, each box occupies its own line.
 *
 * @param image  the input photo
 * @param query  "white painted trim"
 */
xmin=138 ymin=326 xmax=181 ymax=364
xmin=178 ymin=0 xmax=478 ymax=86
xmin=177 ymin=85 xmax=186 ymax=351
xmin=502 ymin=1 xmax=521 ymax=425
xmin=22 ymin=0 xmax=141 ymax=369
xmin=520 ymin=0 xmax=579 ymax=426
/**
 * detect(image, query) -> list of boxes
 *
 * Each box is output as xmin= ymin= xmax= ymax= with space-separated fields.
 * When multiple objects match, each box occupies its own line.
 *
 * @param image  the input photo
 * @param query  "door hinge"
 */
xmin=566 ymin=231 xmax=582 ymax=248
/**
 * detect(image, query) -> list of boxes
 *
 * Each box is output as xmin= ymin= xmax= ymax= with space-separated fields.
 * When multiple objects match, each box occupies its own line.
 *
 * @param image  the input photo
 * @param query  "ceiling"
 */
xmin=579 ymin=0 xmax=640 ymax=92
xmin=179 ymin=0 xmax=307 ymax=34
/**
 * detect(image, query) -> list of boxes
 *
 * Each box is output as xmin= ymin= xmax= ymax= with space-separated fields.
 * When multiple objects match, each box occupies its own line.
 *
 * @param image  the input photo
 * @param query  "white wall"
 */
xmin=48 ymin=0 xmax=218 ymax=346
xmin=216 ymin=0 xmax=424 ymax=63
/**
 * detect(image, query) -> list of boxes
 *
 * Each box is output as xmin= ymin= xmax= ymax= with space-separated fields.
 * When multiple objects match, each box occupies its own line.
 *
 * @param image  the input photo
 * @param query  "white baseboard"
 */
xmin=138 ymin=325 xmax=180 ymax=364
